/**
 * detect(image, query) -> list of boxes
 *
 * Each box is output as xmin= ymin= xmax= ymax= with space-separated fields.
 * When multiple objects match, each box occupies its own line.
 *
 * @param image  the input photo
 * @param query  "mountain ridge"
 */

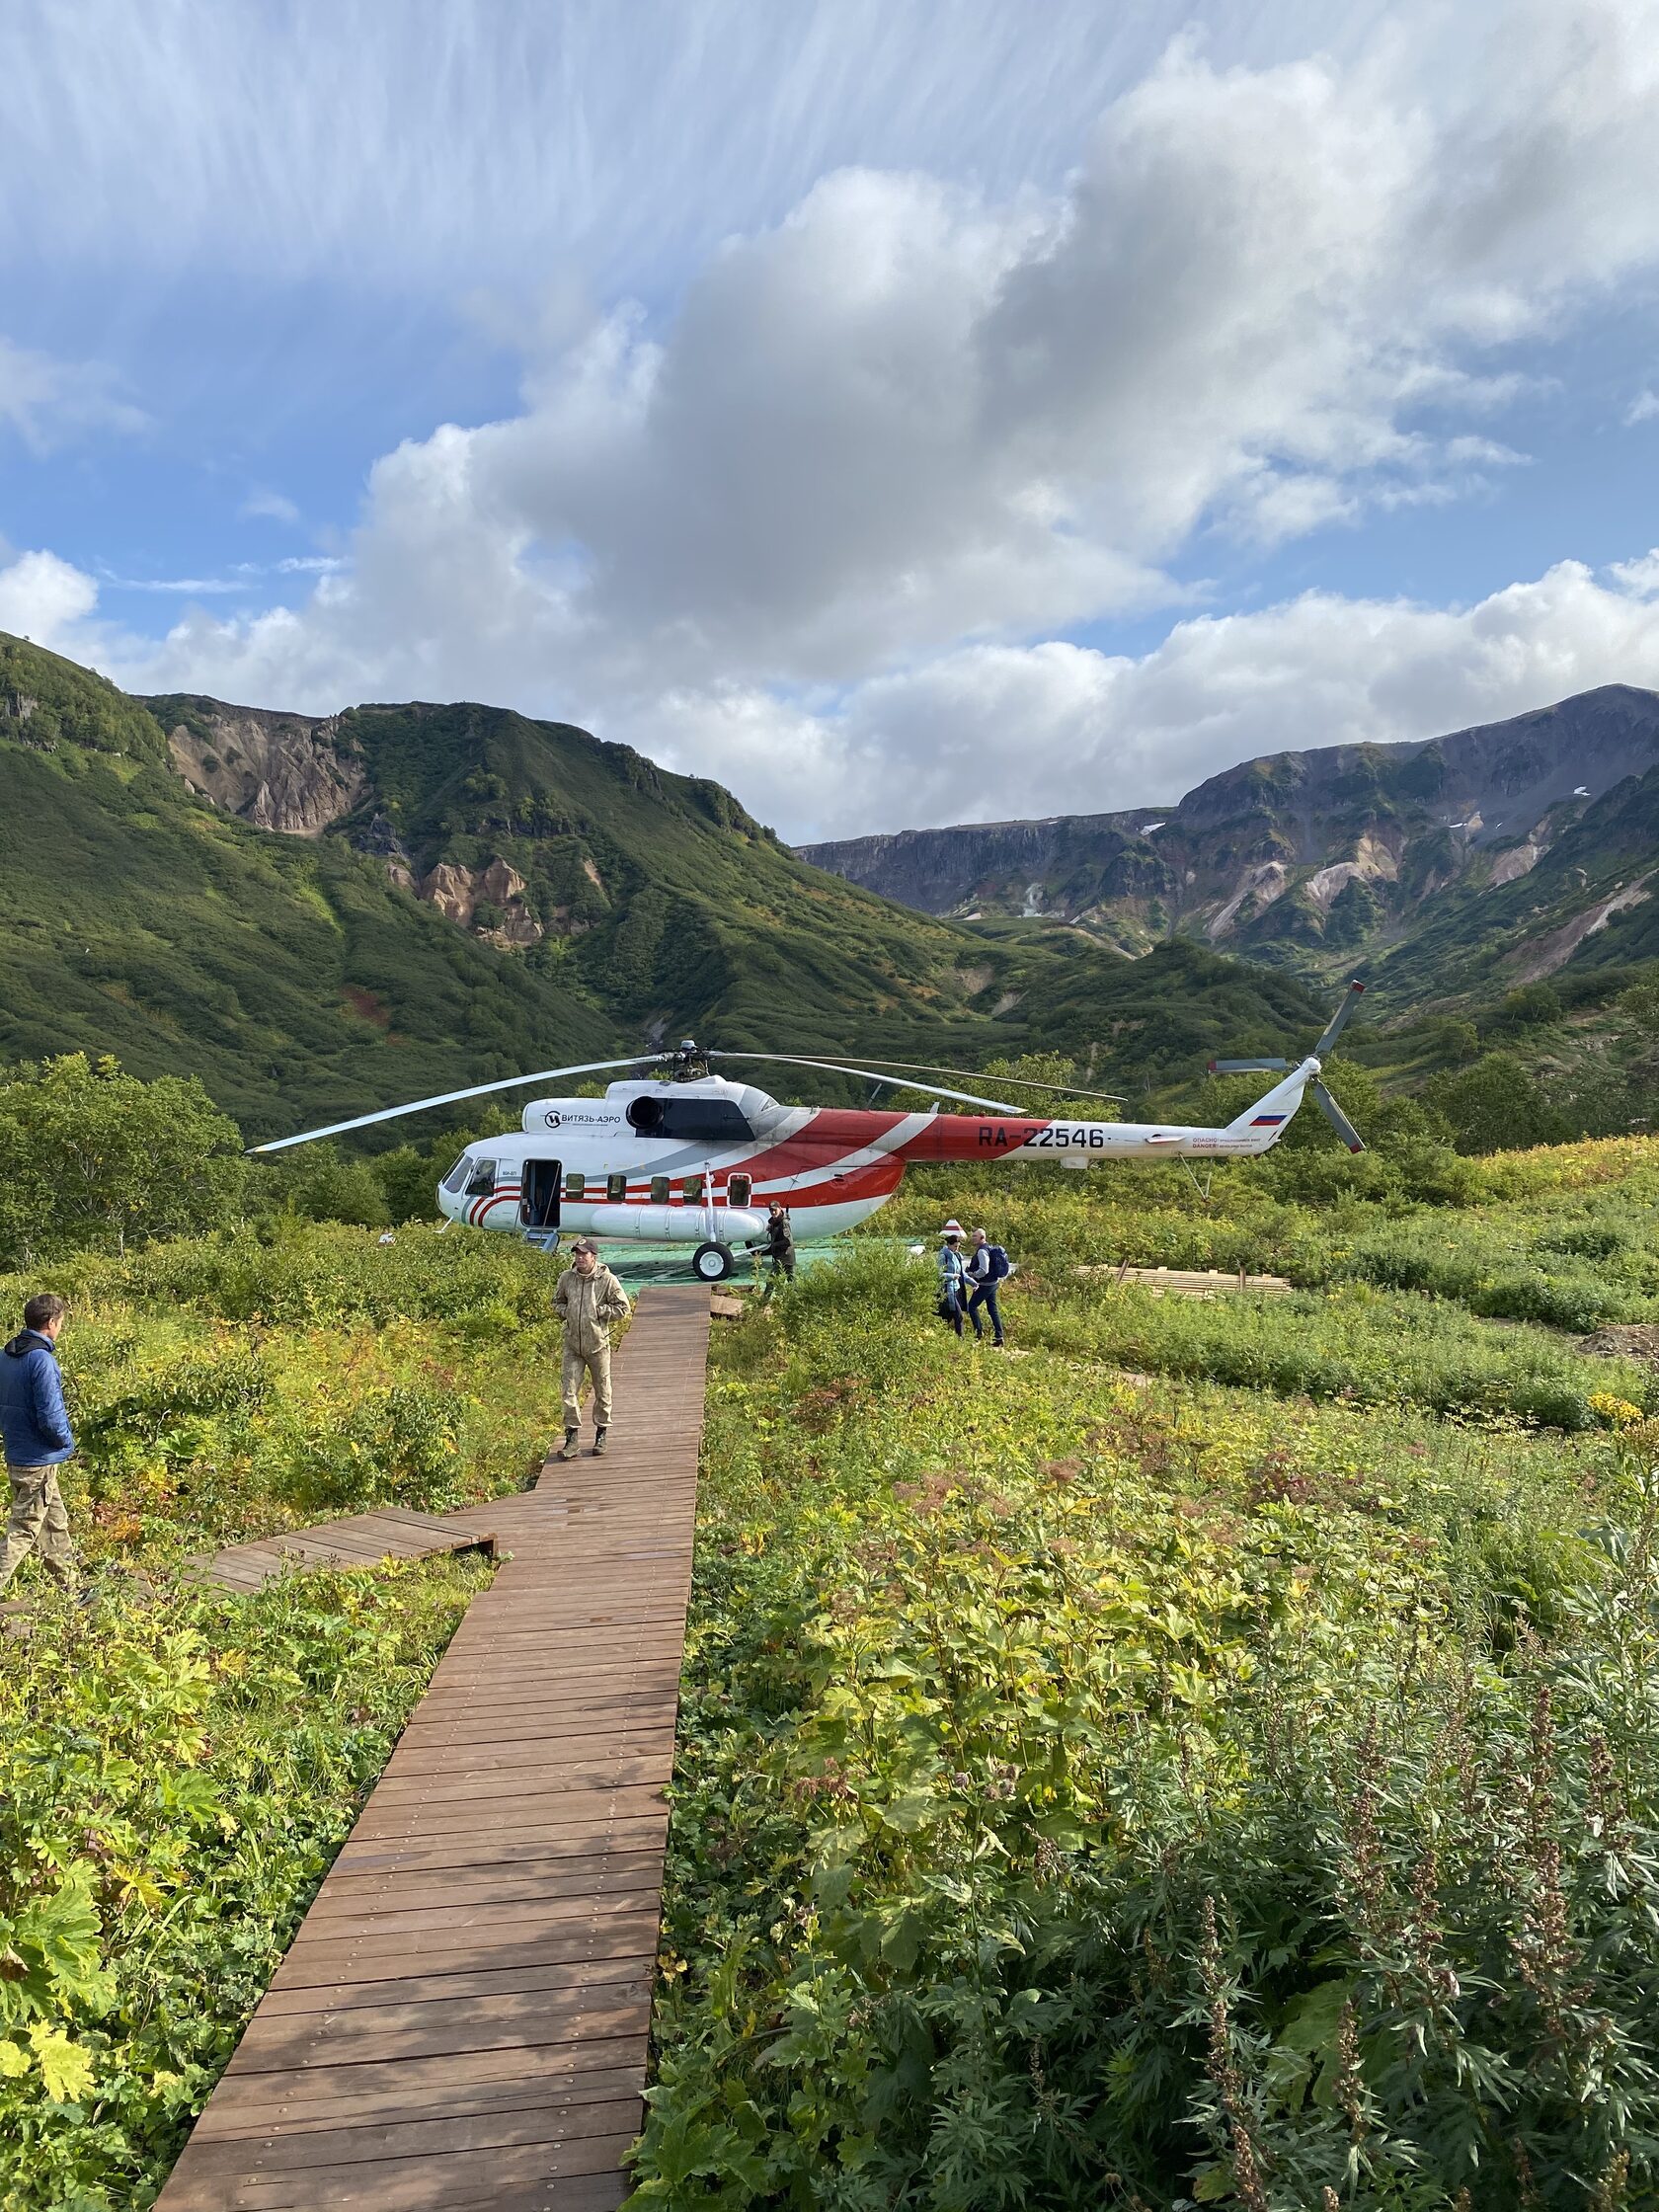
xmin=1 ymin=633 xmax=1339 ymax=1134
xmin=799 ymin=685 xmax=1659 ymax=995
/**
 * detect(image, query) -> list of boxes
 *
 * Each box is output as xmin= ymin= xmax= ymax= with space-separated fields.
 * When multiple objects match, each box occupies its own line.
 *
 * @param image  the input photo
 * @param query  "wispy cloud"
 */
xmin=1627 ymin=389 xmax=1659 ymax=426
xmin=0 ymin=1 xmax=1365 ymax=300
xmin=100 ymin=556 xmax=347 ymax=593
xmin=103 ymin=573 xmax=244 ymax=594
xmin=0 ymin=335 xmax=147 ymax=454
xmin=240 ymin=487 xmax=300 ymax=524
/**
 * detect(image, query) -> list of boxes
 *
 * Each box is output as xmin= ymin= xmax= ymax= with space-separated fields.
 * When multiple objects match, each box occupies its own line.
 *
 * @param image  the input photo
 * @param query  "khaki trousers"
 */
xmin=561 ymin=1341 xmax=613 ymax=1431
xmin=1 ymin=1462 xmax=77 ymax=1592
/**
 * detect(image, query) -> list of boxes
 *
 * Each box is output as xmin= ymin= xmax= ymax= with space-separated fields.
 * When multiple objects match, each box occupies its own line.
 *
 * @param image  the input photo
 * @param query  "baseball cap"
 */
xmin=570 ymin=1236 xmax=599 ymax=1255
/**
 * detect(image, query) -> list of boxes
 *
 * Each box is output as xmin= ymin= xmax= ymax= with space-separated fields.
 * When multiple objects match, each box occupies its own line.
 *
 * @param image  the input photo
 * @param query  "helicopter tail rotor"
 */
xmin=1210 ymin=980 xmax=1369 ymax=1154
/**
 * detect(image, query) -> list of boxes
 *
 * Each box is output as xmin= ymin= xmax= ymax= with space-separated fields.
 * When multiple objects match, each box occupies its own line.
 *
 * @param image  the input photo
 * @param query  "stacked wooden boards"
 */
xmin=155 ymin=1283 xmax=711 ymax=2211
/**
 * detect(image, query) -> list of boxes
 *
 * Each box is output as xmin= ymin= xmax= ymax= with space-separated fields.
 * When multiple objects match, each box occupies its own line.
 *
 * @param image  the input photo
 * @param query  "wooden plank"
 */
xmin=154 ymin=1287 xmax=710 ymax=2210
xmin=159 ymin=2135 xmax=641 ymax=2210
xmin=266 ymin=1948 xmax=658 ymax=2009
xmin=193 ymin=2059 xmax=643 ymax=2140
xmin=191 ymin=2038 xmax=646 ymax=2136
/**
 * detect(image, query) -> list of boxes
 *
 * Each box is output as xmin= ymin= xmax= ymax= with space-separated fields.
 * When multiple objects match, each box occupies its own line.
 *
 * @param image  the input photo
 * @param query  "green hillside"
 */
xmin=0 ymin=635 xmax=1339 ymax=1137
xmin=0 ymin=639 xmax=617 ymax=1143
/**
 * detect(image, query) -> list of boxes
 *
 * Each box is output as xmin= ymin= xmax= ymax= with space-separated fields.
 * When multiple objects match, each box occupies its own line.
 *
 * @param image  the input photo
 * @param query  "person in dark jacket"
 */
xmin=751 ymin=1201 xmax=795 ymax=1301
xmin=0 ymin=1293 xmax=78 ymax=1593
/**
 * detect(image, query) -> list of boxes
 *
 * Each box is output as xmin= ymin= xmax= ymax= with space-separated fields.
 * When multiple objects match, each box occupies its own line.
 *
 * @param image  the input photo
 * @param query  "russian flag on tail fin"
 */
xmin=1223 ymin=1061 xmax=1316 ymax=1146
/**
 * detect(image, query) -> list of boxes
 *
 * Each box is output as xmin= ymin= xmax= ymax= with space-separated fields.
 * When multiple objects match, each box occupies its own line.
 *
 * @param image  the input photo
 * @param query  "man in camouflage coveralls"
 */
xmin=552 ymin=1238 xmax=631 ymax=1459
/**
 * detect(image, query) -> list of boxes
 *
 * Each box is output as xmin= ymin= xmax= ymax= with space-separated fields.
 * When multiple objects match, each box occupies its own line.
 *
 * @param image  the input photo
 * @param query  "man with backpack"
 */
xmin=0 ymin=1293 xmax=79 ymax=1594
xmin=964 ymin=1227 xmax=1012 ymax=1347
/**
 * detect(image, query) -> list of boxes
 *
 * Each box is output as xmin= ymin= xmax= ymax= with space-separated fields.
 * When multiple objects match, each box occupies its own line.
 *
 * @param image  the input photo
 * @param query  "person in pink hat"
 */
xmin=936 ymin=1221 xmax=968 ymax=1338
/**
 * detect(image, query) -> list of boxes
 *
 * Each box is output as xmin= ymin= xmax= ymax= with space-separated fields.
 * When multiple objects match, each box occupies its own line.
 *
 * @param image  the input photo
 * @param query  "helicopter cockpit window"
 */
xmin=606 ymin=1172 xmax=627 ymax=1203
xmin=442 ymin=1153 xmax=472 ymax=1194
xmin=681 ymin=1174 xmax=705 ymax=1204
xmin=626 ymin=1096 xmax=754 ymax=1143
xmin=728 ymin=1173 xmax=752 ymax=1207
xmin=650 ymin=1175 xmax=671 ymax=1205
xmin=464 ymin=1157 xmax=497 ymax=1197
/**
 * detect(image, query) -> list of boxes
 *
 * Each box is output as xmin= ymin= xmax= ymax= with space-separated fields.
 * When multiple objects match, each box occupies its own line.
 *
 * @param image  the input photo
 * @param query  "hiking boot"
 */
xmin=558 ymin=1428 xmax=580 ymax=1462
xmin=592 ymin=1427 xmax=609 ymax=1457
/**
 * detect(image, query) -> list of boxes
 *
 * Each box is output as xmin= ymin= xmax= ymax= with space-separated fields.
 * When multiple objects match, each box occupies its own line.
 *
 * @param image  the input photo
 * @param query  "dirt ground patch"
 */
xmin=1578 ymin=1323 xmax=1659 ymax=1366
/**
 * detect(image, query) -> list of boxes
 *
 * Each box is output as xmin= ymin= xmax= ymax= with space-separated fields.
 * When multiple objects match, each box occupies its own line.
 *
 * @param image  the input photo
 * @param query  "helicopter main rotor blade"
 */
xmin=1310 ymin=1078 xmax=1366 ymax=1153
xmin=712 ymin=1052 xmax=1022 ymax=1116
xmin=1312 ymin=979 xmax=1366 ymax=1062
xmin=247 ymin=1056 xmax=665 ymax=1155
xmin=830 ymin=1055 xmax=1126 ymax=1106
xmin=1209 ymin=1058 xmax=1290 ymax=1075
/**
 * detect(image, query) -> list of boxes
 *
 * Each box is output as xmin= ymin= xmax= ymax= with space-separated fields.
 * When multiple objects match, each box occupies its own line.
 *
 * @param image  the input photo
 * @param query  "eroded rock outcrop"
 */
xmin=161 ymin=701 xmax=366 ymax=836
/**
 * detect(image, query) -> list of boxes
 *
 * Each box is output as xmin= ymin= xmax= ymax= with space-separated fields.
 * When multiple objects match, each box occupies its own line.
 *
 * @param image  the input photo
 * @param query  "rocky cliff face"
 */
xmin=147 ymin=690 xmax=601 ymax=953
xmin=152 ymin=695 xmax=368 ymax=836
xmin=801 ymin=685 xmax=1659 ymax=977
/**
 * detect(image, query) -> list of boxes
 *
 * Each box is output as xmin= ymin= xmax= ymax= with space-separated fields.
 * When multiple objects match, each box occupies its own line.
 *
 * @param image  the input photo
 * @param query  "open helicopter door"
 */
xmin=520 ymin=1158 xmax=563 ymax=1231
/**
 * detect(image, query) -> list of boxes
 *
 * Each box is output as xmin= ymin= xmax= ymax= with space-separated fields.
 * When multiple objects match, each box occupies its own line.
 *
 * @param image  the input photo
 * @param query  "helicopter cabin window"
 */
xmin=464 ymin=1157 xmax=497 ymax=1197
xmin=442 ymin=1153 xmax=472 ymax=1194
xmin=681 ymin=1174 xmax=705 ymax=1204
xmin=649 ymin=1175 xmax=671 ymax=1205
xmin=728 ymin=1174 xmax=752 ymax=1207
xmin=606 ymin=1172 xmax=627 ymax=1203
xmin=565 ymin=1171 xmax=586 ymax=1201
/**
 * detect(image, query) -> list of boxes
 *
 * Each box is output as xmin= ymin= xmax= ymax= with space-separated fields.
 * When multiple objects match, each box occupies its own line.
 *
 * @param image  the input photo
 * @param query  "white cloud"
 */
xmin=751 ymin=556 xmax=1659 ymax=836
xmin=0 ymin=336 xmax=147 ymax=454
xmin=1627 ymin=389 xmax=1659 ymax=425
xmin=0 ymin=550 xmax=101 ymax=648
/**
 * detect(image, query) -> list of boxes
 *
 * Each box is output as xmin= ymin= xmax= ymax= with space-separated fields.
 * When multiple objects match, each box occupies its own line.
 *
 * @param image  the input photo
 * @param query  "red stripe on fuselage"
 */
xmin=894 ymin=1114 xmax=1050 ymax=1160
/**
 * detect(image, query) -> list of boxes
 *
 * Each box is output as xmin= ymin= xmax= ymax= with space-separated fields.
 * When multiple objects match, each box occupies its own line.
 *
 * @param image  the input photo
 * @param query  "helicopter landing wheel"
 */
xmin=691 ymin=1240 xmax=736 ymax=1283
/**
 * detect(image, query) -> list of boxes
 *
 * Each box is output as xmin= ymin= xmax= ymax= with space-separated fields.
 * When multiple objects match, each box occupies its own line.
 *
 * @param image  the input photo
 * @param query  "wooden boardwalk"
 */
xmin=195 ymin=1509 xmax=503 ymax=1593
xmin=155 ymin=1285 xmax=712 ymax=2212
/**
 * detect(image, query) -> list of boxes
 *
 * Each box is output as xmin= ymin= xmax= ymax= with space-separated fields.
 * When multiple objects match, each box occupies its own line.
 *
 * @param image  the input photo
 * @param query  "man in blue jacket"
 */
xmin=0 ymin=1293 xmax=78 ymax=1594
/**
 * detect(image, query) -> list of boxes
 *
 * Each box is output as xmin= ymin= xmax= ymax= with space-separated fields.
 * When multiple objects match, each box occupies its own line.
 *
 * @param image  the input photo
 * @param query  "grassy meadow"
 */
xmin=635 ymin=1140 xmax=1659 ymax=2210
xmin=0 ymin=1224 xmax=566 ymax=2211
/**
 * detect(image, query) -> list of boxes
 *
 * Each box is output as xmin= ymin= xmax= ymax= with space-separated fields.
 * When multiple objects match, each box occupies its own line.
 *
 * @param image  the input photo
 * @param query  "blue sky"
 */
xmin=3 ymin=0 xmax=1658 ymax=838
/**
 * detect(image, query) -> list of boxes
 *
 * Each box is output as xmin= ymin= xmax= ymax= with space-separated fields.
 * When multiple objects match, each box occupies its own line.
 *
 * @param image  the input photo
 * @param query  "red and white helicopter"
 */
xmin=253 ymin=985 xmax=1366 ymax=1281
